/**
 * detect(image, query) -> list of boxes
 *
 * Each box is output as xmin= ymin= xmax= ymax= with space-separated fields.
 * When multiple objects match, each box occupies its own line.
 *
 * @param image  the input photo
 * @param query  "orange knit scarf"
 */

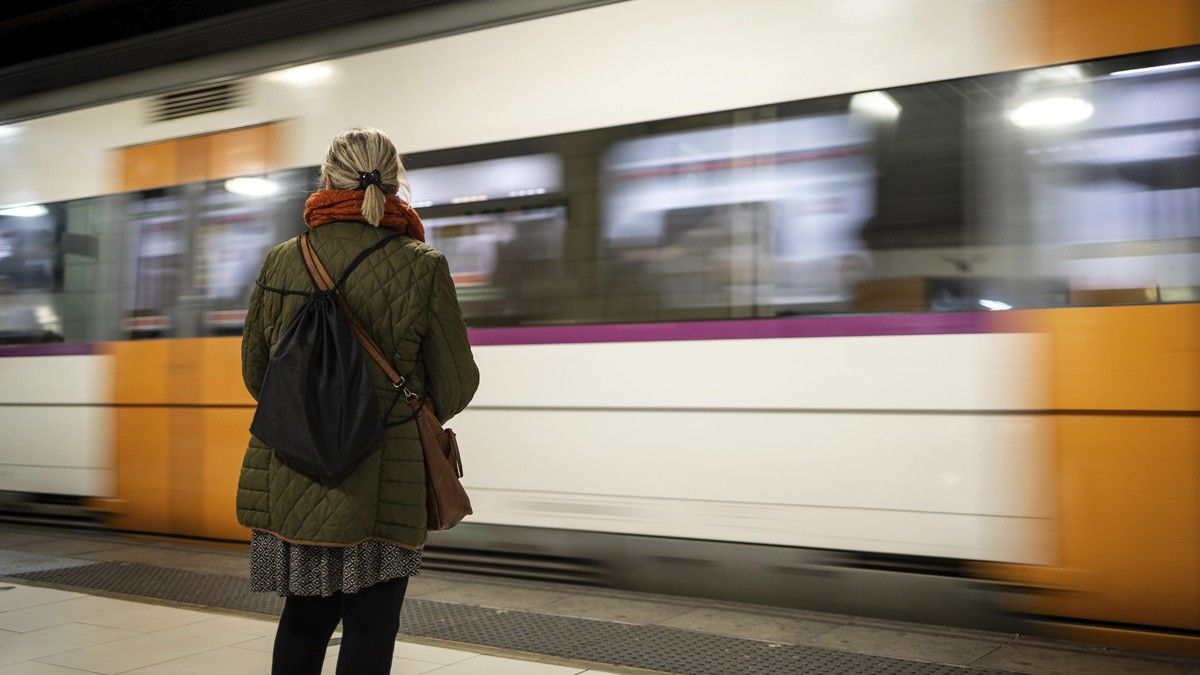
xmin=302 ymin=189 xmax=426 ymax=242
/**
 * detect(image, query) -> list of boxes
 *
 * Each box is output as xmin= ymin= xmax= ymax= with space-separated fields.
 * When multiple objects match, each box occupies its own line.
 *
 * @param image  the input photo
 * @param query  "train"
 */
xmin=1 ymin=0 xmax=1198 ymax=656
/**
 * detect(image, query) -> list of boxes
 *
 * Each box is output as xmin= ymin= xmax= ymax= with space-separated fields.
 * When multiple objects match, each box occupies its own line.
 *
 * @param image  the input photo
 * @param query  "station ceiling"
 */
xmin=0 ymin=0 xmax=454 ymax=101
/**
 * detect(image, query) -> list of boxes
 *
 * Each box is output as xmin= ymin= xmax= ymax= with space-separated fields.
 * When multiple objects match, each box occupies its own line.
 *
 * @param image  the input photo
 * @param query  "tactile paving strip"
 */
xmin=0 ymin=549 xmax=99 ymax=576
xmin=6 ymin=561 xmax=1012 ymax=675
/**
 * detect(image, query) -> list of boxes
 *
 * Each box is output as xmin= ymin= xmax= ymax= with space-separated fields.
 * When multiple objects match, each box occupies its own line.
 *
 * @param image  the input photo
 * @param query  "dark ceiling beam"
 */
xmin=0 ymin=0 xmax=448 ymax=98
xmin=0 ymin=0 xmax=124 ymax=32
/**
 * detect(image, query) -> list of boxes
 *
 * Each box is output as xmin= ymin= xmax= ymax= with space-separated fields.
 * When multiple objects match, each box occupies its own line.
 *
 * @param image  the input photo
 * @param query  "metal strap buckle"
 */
xmin=393 ymin=379 xmax=419 ymax=403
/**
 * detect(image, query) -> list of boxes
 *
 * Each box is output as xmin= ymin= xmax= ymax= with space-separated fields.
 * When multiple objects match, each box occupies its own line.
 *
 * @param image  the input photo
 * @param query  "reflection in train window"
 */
xmin=0 ymin=203 xmax=65 ymax=342
xmin=602 ymin=115 xmax=875 ymax=319
xmin=124 ymin=189 xmax=187 ymax=337
xmin=425 ymin=206 xmax=568 ymax=324
xmin=408 ymin=154 xmax=562 ymax=208
xmin=411 ymin=154 xmax=568 ymax=325
xmin=195 ymin=178 xmax=279 ymax=333
xmin=1013 ymin=63 xmax=1200 ymax=304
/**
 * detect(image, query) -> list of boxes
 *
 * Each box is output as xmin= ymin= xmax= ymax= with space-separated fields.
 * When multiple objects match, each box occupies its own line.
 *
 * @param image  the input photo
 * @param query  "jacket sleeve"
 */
xmin=421 ymin=252 xmax=480 ymax=423
xmin=241 ymin=250 xmax=275 ymax=402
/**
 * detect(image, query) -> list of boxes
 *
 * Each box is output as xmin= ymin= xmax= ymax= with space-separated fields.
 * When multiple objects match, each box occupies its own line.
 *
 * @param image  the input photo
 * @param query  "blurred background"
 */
xmin=0 ymin=0 xmax=1197 ymax=656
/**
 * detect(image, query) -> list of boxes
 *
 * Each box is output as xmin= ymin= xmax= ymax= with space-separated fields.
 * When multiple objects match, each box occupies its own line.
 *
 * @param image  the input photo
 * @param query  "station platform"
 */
xmin=1 ymin=523 xmax=1196 ymax=675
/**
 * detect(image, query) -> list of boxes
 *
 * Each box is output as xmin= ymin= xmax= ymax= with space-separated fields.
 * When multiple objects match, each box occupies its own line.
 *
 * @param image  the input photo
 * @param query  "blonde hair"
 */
xmin=319 ymin=127 xmax=411 ymax=226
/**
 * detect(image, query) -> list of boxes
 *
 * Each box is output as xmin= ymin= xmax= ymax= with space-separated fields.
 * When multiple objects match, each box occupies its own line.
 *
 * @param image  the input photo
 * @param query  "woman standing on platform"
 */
xmin=236 ymin=127 xmax=479 ymax=675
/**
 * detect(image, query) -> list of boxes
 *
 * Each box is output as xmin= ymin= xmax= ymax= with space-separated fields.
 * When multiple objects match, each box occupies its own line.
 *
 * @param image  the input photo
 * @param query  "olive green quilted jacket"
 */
xmin=236 ymin=221 xmax=479 ymax=549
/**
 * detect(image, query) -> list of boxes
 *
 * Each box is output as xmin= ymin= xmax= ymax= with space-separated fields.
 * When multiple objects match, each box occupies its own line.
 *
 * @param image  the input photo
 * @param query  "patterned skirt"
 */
xmin=249 ymin=529 xmax=422 ymax=597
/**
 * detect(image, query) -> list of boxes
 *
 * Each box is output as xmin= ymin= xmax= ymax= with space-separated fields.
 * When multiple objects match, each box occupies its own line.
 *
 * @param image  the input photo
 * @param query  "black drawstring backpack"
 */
xmin=249 ymin=231 xmax=405 ymax=483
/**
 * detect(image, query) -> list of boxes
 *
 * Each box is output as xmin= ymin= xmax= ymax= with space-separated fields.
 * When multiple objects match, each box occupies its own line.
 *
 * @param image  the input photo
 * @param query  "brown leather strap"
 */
xmin=299 ymin=233 xmax=335 ymax=290
xmin=298 ymin=233 xmax=406 ymax=388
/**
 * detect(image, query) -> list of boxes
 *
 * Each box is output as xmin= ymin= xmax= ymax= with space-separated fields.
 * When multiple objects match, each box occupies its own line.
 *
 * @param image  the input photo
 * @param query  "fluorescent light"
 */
xmin=1008 ymin=97 xmax=1093 ymax=129
xmin=850 ymin=91 xmax=901 ymax=121
xmin=35 ymin=304 xmax=59 ymax=326
xmin=225 ymin=177 xmax=280 ymax=197
xmin=267 ymin=62 xmax=335 ymax=87
xmin=0 ymin=204 xmax=48 ymax=217
xmin=1110 ymin=60 xmax=1200 ymax=78
xmin=508 ymin=188 xmax=547 ymax=197
xmin=979 ymin=299 xmax=1012 ymax=311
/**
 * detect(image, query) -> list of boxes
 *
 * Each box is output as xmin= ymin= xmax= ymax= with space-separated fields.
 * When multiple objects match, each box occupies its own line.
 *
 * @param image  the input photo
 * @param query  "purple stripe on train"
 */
xmin=468 ymin=312 xmax=996 ymax=346
xmin=0 ymin=313 xmax=1000 ymax=355
xmin=0 ymin=342 xmax=96 ymax=357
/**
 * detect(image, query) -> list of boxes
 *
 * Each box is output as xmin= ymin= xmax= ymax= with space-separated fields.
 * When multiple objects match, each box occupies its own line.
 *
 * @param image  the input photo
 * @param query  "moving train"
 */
xmin=1 ymin=0 xmax=1197 ymax=655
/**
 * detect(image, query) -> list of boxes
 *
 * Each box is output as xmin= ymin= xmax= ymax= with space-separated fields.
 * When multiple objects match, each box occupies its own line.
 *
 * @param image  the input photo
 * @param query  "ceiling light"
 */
xmin=267 ymin=63 xmax=335 ymax=87
xmin=225 ymin=177 xmax=280 ymax=197
xmin=1008 ymin=97 xmax=1093 ymax=129
xmin=850 ymin=91 xmax=901 ymax=121
xmin=1030 ymin=64 xmax=1087 ymax=85
xmin=979 ymin=299 xmax=1012 ymax=311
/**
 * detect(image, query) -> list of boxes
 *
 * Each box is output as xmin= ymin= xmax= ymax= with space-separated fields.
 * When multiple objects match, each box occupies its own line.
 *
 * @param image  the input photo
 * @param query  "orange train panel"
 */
xmin=110 ymin=338 xmax=254 ymax=541
xmin=199 ymin=337 xmax=255 ymax=540
xmin=110 ymin=407 xmax=173 ymax=533
xmin=986 ymin=305 xmax=1200 ymax=642
xmin=1045 ymin=305 xmax=1200 ymax=413
xmin=203 ymin=407 xmax=257 ymax=541
xmin=118 ymin=142 xmax=179 ymax=194
xmin=176 ymin=135 xmax=210 ymax=186
xmin=163 ymin=339 xmax=208 ymax=537
xmin=113 ymin=122 xmax=281 ymax=193
xmin=168 ymin=338 xmax=206 ymax=405
xmin=1046 ymin=0 xmax=1200 ymax=64
xmin=207 ymin=125 xmax=270 ymax=181
xmin=1052 ymin=415 xmax=1200 ymax=630
xmin=265 ymin=119 xmax=297 ymax=172
xmin=110 ymin=340 xmax=172 ymax=404
xmin=200 ymin=336 xmax=255 ymax=406
xmin=1043 ymin=305 xmax=1200 ymax=633
xmin=168 ymin=406 xmax=207 ymax=538
xmin=113 ymin=337 xmax=246 ymax=405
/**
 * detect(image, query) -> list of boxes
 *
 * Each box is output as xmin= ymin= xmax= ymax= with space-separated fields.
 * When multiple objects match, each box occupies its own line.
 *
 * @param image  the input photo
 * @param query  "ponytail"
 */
xmin=361 ymin=182 xmax=385 ymax=226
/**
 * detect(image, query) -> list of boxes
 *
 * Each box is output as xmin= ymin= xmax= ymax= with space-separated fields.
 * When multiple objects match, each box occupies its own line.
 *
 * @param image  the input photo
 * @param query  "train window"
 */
xmin=0 ymin=202 xmax=66 ymax=343
xmin=122 ymin=188 xmax=189 ymax=338
xmin=590 ymin=46 xmax=1200 ymax=320
xmin=995 ymin=54 xmax=1200 ymax=305
xmin=60 ymin=198 xmax=116 ymax=342
xmin=423 ymin=206 xmax=569 ymax=324
xmin=602 ymin=114 xmax=874 ymax=319
xmin=411 ymin=155 xmax=570 ymax=326
xmin=25 ymin=45 xmax=1188 ymax=341
xmin=194 ymin=175 xmax=286 ymax=335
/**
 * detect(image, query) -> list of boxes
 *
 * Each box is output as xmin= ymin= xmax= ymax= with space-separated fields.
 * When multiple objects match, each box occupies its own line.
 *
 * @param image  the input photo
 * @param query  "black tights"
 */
xmin=272 ymin=576 xmax=409 ymax=675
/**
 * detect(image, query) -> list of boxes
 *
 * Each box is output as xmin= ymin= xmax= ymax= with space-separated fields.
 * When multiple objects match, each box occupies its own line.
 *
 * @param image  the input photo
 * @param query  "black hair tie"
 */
xmin=356 ymin=169 xmax=382 ymax=190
